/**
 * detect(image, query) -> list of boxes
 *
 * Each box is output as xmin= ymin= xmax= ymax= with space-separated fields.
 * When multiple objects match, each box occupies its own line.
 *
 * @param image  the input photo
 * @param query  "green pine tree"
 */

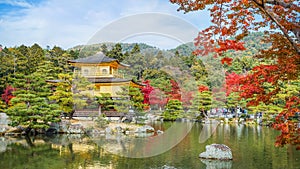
xmin=49 ymin=73 xmax=94 ymax=119
xmin=162 ymin=99 xmax=184 ymax=121
xmin=6 ymin=72 xmax=61 ymax=134
xmin=115 ymin=86 xmax=145 ymax=113
xmin=106 ymin=43 xmax=125 ymax=62
xmin=96 ymin=93 xmax=115 ymax=113
xmin=190 ymin=90 xmax=212 ymax=119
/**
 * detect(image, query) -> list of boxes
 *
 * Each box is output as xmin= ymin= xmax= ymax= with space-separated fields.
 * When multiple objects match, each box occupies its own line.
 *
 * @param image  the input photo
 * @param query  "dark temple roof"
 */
xmin=68 ymin=52 xmax=129 ymax=67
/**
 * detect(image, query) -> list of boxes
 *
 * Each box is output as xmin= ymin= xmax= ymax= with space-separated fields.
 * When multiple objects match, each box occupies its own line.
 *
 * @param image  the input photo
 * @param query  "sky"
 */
xmin=0 ymin=0 xmax=210 ymax=49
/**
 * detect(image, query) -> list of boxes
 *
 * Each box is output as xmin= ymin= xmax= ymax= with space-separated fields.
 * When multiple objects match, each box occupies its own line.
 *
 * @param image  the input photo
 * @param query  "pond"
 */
xmin=1 ymin=122 xmax=299 ymax=169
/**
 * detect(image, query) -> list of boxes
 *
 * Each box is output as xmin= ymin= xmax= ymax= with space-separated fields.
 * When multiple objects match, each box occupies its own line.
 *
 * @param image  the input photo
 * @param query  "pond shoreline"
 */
xmin=0 ymin=117 xmax=269 ymax=137
xmin=0 ymin=118 xmax=159 ymax=137
xmin=1 ymin=123 xmax=299 ymax=169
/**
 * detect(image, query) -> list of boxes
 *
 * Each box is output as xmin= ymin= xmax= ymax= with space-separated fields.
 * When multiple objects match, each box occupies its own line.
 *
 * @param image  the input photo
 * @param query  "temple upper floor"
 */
xmin=68 ymin=52 xmax=129 ymax=79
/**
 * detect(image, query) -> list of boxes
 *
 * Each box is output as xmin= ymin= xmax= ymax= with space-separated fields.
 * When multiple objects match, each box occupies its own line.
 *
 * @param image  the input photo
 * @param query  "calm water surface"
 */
xmin=1 ymin=122 xmax=299 ymax=169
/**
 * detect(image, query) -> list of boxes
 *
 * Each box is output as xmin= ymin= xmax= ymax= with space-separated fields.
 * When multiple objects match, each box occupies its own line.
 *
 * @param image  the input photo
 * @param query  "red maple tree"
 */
xmin=2 ymin=85 xmax=16 ymax=105
xmin=182 ymin=91 xmax=194 ymax=107
xmin=198 ymin=85 xmax=209 ymax=92
xmin=166 ymin=79 xmax=182 ymax=101
xmin=171 ymin=0 xmax=300 ymax=149
xmin=149 ymin=88 xmax=168 ymax=109
xmin=225 ymin=72 xmax=243 ymax=96
xmin=141 ymin=80 xmax=154 ymax=105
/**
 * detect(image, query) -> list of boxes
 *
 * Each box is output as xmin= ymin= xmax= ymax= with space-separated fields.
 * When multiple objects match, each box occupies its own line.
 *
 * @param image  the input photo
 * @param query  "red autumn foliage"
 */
xmin=141 ymin=80 xmax=154 ymax=105
xmin=171 ymin=0 xmax=300 ymax=149
xmin=198 ymin=85 xmax=209 ymax=92
xmin=273 ymin=96 xmax=300 ymax=150
xmin=225 ymin=72 xmax=243 ymax=96
xmin=221 ymin=57 xmax=233 ymax=65
xmin=166 ymin=79 xmax=181 ymax=101
xmin=1 ymin=85 xmax=16 ymax=105
xmin=181 ymin=90 xmax=194 ymax=107
xmin=149 ymin=88 xmax=168 ymax=108
xmin=215 ymin=40 xmax=246 ymax=54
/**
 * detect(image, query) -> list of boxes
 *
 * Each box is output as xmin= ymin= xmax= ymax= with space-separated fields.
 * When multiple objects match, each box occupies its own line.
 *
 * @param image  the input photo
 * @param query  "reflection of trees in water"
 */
xmin=1 ymin=125 xmax=300 ymax=169
xmin=0 ymin=137 xmax=7 ymax=153
xmin=0 ymin=137 xmax=66 ymax=169
xmin=0 ymin=134 xmax=114 ymax=169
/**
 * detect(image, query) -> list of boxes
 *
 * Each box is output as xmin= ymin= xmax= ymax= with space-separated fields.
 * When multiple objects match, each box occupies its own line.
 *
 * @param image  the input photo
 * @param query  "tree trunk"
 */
xmin=69 ymin=110 xmax=75 ymax=120
xmin=24 ymin=135 xmax=35 ymax=147
xmin=24 ymin=127 xmax=31 ymax=135
xmin=98 ymin=105 xmax=102 ymax=116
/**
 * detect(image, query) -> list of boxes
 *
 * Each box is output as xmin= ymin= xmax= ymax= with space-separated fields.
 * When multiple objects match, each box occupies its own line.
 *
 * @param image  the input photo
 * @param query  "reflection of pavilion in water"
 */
xmin=51 ymin=143 xmax=115 ymax=169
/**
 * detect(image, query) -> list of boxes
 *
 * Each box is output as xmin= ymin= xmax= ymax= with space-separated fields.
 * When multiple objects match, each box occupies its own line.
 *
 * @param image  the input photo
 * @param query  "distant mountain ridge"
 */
xmin=69 ymin=42 xmax=195 ymax=58
xmin=69 ymin=32 xmax=267 ymax=58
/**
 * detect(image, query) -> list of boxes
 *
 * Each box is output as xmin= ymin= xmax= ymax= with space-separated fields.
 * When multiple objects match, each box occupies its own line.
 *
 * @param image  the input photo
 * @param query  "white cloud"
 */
xmin=0 ymin=0 xmax=210 ymax=49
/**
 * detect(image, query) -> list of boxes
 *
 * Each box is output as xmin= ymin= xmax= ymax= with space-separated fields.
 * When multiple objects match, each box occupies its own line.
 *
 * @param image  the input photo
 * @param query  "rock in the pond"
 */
xmin=105 ymin=127 xmax=112 ymax=134
xmin=160 ymin=165 xmax=177 ymax=169
xmin=115 ymin=126 xmax=123 ymax=133
xmin=135 ymin=125 xmax=154 ymax=133
xmin=199 ymin=144 xmax=232 ymax=160
xmin=46 ymin=128 xmax=58 ymax=135
xmin=157 ymin=130 xmax=164 ymax=134
xmin=67 ymin=124 xmax=84 ymax=134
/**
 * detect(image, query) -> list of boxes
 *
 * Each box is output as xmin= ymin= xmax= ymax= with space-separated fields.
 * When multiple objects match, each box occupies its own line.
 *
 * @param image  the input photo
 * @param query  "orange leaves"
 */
xmin=171 ymin=0 xmax=300 ymax=150
xmin=227 ymin=13 xmax=234 ymax=19
xmin=239 ymin=64 xmax=280 ymax=102
xmin=210 ymin=5 xmax=219 ymax=12
xmin=198 ymin=85 xmax=209 ymax=92
xmin=221 ymin=27 xmax=228 ymax=36
xmin=225 ymin=72 xmax=243 ymax=96
xmin=273 ymin=97 xmax=300 ymax=149
xmin=241 ymin=0 xmax=249 ymax=5
xmin=285 ymin=96 xmax=300 ymax=109
xmin=215 ymin=39 xmax=246 ymax=54
xmin=2 ymin=85 xmax=16 ymax=105
xmin=193 ymin=29 xmax=216 ymax=56
xmin=221 ymin=57 xmax=233 ymax=65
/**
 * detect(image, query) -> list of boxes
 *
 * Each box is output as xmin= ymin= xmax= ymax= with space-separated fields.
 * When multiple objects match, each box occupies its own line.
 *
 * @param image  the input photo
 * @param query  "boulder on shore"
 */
xmin=199 ymin=144 xmax=233 ymax=160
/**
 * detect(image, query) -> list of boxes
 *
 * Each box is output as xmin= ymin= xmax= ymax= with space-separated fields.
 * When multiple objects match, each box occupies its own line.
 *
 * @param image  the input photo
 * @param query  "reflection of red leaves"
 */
xmin=221 ymin=57 xmax=233 ymax=65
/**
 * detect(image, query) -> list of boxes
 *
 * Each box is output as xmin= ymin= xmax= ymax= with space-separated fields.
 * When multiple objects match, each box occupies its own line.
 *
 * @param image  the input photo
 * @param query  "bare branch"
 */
xmin=251 ymin=0 xmax=300 ymax=54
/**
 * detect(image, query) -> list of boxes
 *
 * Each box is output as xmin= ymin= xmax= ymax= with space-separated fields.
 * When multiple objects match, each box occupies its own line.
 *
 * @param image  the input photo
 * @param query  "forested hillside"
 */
xmin=0 ymin=32 xmax=281 ymax=131
xmin=69 ymin=32 xmax=268 ymax=59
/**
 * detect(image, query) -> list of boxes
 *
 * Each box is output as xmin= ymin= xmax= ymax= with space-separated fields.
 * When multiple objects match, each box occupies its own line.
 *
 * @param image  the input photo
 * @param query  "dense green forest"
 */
xmin=1 ymin=32 xmax=295 ymax=133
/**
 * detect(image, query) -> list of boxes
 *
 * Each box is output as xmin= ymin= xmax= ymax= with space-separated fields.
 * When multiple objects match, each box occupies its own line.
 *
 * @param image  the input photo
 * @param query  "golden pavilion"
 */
xmin=68 ymin=52 xmax=144 ymax=97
